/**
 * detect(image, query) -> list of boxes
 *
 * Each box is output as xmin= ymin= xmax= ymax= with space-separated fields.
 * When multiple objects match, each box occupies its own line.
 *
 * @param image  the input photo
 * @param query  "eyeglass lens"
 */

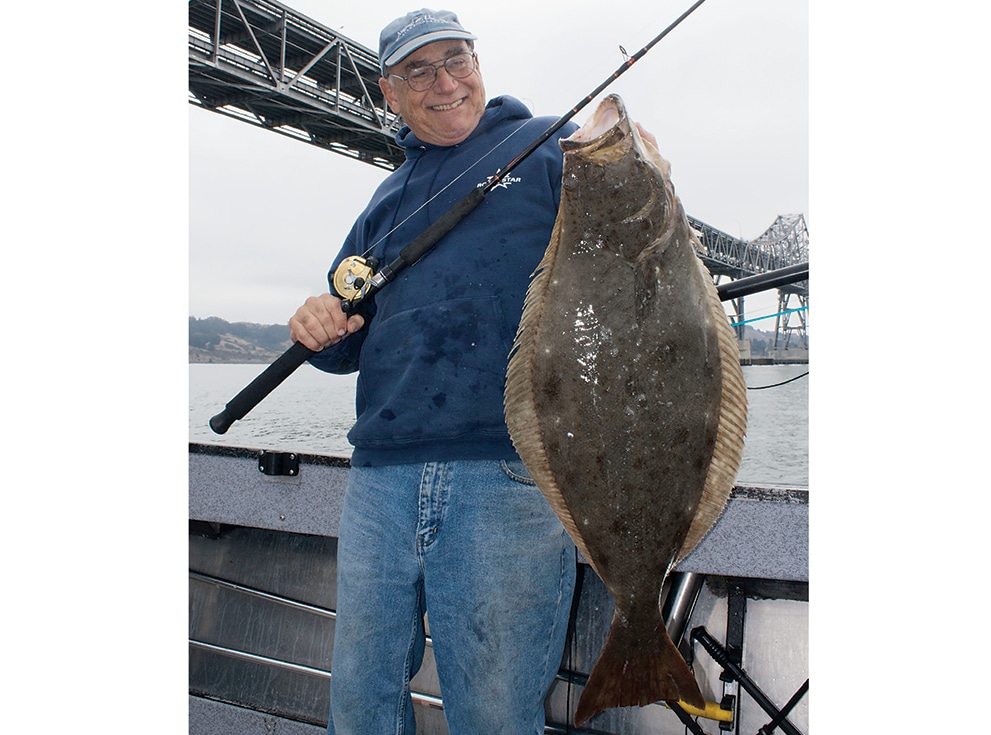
xmin=405 ymin=53 xmax=474 ymax=91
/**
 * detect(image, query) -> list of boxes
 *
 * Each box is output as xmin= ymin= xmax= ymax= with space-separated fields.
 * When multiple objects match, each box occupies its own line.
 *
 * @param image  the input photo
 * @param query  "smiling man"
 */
xmin=378 ymin=24 xmax=486 ymax=146
xmin=288 ymin=9 xmax=579 ymax=735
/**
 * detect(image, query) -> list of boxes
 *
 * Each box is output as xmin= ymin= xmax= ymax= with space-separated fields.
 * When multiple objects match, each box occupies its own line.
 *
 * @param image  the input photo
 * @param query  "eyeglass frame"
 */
xmin=387 ymin=51 xmax=478 ymax=92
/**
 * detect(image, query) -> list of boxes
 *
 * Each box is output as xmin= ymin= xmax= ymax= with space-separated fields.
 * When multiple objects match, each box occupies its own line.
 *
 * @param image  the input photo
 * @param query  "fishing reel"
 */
xmin=333 ymin=256 xmax=379 ymax=313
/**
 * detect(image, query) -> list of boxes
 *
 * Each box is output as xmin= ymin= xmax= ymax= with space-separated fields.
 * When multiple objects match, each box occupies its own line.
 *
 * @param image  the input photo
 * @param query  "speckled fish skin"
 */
xmin=505 ymin=94 xmax=747 ymax=726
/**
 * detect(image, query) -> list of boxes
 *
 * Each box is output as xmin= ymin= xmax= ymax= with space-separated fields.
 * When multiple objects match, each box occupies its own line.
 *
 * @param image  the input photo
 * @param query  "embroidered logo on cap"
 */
xmin=395 ymin=14 xmax=443 ymax=41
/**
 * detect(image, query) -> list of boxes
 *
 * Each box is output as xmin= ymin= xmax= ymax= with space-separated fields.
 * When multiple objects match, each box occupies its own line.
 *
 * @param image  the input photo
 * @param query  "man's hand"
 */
xmin=289 ymin=294 xmax=365 ymax=351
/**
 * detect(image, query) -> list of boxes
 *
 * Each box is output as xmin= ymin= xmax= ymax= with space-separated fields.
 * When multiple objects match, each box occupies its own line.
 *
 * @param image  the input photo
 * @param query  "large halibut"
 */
xmin=504 ymin=94 xmax=747 ymax=725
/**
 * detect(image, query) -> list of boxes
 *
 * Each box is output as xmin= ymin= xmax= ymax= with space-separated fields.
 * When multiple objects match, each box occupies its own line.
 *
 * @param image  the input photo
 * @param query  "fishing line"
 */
xmin=729 ymin=305 xmax=808 ymax=329
xmin=209 ymin=0 xmax=722 ymax=434
xmin=355 ymin=118 xmax=536 ymax=260
xmin=747 ymin=371 xmax=808 ymax=390
xmin=333 ymin=0 xmax=713 ymax=311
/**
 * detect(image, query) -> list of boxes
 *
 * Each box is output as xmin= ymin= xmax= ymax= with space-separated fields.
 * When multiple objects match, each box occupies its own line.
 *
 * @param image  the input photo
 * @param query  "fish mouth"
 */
xmin=563 ymin=93 xmax=670 ymax=175
xmin=567 ymin=94 xmax=626 ymax=144
xmin=561 ymin=94 xmax=635 ymax=162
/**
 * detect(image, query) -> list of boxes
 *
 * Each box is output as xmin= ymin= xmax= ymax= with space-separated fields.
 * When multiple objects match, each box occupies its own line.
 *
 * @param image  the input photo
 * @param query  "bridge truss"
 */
xmin=188 ymin=0 xmax=404 ymax=169
xmin=188 ymin=0 xmax=808 ymax=350
xmin=691 ymin=213 xmax=809 ymax=349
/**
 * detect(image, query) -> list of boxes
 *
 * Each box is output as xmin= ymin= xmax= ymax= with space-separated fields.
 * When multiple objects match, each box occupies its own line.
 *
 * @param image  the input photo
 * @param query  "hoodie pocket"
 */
xmin=350 ymin=296 xmax=517 ymax=446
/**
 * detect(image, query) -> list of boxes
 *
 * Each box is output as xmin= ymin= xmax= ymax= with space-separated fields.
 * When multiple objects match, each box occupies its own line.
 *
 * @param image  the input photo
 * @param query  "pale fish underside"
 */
xmin=504 ymin=94 xmax=747 ymax=727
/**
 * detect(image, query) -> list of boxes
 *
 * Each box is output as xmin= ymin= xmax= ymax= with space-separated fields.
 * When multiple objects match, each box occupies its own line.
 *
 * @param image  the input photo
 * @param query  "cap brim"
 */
xmin=383 ymin=30 xmax=477 ymax=69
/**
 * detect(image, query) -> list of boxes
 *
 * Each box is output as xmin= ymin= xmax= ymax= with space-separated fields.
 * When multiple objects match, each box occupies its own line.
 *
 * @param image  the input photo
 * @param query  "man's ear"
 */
xmin=379 ymin=76 xmax=398 ymax=114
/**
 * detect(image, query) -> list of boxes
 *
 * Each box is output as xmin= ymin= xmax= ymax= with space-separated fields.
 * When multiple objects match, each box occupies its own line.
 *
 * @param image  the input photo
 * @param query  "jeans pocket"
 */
xmin=500 ymin=459 xmax=537 ymax=486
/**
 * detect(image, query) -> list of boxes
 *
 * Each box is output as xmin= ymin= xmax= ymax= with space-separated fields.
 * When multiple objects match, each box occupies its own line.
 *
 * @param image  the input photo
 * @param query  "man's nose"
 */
xmin=432 ymin=66 xmax=460 ymax=92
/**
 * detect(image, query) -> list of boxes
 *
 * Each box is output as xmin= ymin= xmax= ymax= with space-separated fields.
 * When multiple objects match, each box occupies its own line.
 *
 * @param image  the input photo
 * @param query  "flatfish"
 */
xmin=504 ymin=94 xmax=747 ymax=725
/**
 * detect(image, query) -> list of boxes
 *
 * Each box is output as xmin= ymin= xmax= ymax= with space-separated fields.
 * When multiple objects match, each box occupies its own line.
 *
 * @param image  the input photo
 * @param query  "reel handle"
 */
xmin=333 ymin=256 xmax=379 ymax=310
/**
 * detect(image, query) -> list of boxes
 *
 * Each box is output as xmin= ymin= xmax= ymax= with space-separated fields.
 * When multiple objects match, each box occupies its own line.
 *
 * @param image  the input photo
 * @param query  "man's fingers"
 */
xmin=347 ymin=314 xmax=365 ymax=334
xmin=289 ymin=294 xmax=350 ymax=350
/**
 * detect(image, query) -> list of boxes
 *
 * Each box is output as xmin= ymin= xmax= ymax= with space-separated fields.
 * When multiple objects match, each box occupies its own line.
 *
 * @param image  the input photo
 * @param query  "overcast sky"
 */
xmin=189 ymin=0 xmax=809 ymax=326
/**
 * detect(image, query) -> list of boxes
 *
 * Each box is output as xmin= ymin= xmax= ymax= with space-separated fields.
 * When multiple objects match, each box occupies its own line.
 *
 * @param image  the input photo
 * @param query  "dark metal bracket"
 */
xmin=258 ymin=451 xmax=300 ymax=478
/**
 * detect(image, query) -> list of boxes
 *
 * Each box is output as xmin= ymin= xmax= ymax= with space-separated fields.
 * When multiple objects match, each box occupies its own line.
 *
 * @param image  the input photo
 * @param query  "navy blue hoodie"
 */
xmin=310 ymin=96 xmax=577 ymax=466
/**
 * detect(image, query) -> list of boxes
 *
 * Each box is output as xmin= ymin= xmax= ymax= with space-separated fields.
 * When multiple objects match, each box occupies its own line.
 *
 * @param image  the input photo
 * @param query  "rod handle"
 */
xmin=209 ymin=341 xmax=315 ymax=434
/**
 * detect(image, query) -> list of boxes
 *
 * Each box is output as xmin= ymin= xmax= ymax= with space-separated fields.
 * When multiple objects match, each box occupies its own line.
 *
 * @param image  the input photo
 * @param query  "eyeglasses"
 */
xmin=390 ymin=52 xmax=477 ymax=92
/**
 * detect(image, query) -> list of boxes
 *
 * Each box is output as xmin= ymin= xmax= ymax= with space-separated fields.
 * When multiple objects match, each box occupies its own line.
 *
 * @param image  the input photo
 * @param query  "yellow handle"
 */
xmin=668 ymin=700 xmax=734 ymax=723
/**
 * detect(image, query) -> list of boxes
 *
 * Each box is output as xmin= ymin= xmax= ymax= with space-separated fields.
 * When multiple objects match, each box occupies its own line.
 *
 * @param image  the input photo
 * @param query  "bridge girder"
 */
xmin=188 ymin=0 xmax=404 ymax=170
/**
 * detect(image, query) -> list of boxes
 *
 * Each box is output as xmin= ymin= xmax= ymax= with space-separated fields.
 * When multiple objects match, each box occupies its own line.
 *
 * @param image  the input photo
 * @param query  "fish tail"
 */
xmin=574 ymin=611 xmax=704 ymax=727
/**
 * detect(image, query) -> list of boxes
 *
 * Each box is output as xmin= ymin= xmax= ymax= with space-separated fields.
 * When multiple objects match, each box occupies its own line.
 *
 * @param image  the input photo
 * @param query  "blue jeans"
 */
xmin=328 ymin=460 xmax=577 ymax=735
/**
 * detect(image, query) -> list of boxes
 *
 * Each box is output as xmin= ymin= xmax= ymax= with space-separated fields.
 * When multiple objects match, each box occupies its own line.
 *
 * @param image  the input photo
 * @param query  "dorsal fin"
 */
xmin=505 ymin=216 xmax=599 ymax=572
xmin=677 ymin=253 xmax=748 ymax=560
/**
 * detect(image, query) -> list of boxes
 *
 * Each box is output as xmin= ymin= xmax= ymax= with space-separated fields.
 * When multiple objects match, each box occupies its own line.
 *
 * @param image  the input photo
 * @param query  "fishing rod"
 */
xmin=209 ymin=260 xmax=809 ymax=434
xmin=209 ymin=0 xmax=720 ymax=435
xmin=334 ymin=0 xmax=711 ymax=313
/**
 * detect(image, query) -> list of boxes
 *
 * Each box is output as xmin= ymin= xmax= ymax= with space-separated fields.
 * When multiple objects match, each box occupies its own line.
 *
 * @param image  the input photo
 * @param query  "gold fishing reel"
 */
xmin=332 ymin=256 xmax=378 ymax=309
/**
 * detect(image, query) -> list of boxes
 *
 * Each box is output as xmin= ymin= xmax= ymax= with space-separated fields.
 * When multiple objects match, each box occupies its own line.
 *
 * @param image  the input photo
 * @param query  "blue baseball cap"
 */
xmin=378 ymin=9 xmax=476 ymax=76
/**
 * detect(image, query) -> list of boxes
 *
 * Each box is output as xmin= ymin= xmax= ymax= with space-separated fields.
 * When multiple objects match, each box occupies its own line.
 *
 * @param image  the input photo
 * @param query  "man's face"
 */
xmin=379 ymin=40 xmax=486 ymax=147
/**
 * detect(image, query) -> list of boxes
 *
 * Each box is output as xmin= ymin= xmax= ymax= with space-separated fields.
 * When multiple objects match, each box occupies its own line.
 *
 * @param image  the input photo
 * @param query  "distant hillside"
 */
xmin=189 ymin=316 xmax=292 ymax=363
xmin=738 ymin=324 xmax=804 ymax=358
xmin=190 ymin=316 xmax=803 ymax=364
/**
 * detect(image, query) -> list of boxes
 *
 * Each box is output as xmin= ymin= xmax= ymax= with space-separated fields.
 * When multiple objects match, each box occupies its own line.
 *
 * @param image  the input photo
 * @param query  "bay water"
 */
xmin=189 ymin=362 xmax=808 ymax=486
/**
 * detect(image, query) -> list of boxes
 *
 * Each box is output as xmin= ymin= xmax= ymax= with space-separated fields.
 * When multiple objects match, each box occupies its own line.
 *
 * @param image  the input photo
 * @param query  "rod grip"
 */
xmin=397 ymin=187 xmax=486 ymax=267
xmin=209 ymin=341 xmax=315 ymax=434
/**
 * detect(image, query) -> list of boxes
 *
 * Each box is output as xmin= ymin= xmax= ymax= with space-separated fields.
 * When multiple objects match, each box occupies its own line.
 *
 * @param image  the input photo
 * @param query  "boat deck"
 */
xmin=188 ymin=443 xmax=809 ymax=734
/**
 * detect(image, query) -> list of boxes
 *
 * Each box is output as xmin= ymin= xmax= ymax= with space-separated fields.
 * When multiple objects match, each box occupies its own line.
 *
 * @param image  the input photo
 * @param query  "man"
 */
xmin=290 ymin=9 xmax=578 ymax=734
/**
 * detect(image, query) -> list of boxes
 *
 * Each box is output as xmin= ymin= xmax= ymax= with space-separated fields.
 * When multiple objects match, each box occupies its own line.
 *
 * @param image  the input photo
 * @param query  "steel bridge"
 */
xmin=188 ymin=0 xmax=403 ymax=168
xmin=188 ymin=0 xmax=808 ymax=349
xmin=693 ymin=213 xmax=809 ymax=350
